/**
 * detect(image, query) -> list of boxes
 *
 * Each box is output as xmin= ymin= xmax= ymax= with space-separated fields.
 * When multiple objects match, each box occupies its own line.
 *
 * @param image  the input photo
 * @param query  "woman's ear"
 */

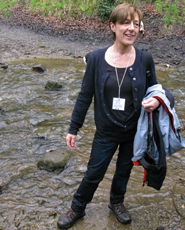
xmin=110 ymin=22 xmax=116 ymax=32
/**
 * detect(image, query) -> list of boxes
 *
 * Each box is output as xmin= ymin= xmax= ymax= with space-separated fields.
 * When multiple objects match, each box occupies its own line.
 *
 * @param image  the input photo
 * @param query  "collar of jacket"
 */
xmin=96 ymin=46 xmax=142 ymax=74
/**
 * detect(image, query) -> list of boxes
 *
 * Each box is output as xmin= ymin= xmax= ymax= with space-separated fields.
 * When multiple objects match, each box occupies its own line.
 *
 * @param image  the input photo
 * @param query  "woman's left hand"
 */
xmin=142 ymin=97 xmax=160 ymax=112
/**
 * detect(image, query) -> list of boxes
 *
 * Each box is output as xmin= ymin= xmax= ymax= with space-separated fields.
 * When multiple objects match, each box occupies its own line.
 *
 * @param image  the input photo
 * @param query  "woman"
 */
xmin=57 ymin=3 xmax=160 ymax=229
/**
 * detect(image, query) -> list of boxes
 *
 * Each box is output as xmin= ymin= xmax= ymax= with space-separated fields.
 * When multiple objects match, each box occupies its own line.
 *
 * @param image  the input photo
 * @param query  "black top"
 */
xmin=95 ymin=61 xmax=136 ymax=142
xmin=104 ymin=61 xmax=134 ymax=124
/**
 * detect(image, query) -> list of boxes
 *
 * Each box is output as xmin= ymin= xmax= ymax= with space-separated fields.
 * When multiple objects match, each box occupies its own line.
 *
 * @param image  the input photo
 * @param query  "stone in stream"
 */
xmin=0 ymin=180 xmax=9 ymax=194
xmin=45 ymin=81 xmax=63 ymax=91
xmin=37 ymin=149 xmax=70 ymax=172
xmin=0 ymin=106 xmax=4 ymax=114
xmin=0 ymin=62 xmax=8 ymax=69
xmin=32 ymin=64 xmax=46 ymax=73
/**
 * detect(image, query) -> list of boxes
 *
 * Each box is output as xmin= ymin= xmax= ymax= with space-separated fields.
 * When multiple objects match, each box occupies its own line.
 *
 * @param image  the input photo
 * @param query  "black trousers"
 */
xmin=71 ymin=136 xmax=134 ymax=212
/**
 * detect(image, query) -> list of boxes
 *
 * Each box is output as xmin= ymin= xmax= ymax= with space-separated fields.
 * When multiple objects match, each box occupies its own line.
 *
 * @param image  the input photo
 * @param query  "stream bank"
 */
xmin=0 ymin=5 xmax=185 ymax=69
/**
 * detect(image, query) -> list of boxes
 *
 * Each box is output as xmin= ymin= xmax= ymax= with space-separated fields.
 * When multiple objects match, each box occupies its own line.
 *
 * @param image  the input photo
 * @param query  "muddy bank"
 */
xmin=0 ymin=21 xmax=94 ymax=62
xmin=0 ymin=7 xmax=185 ymax=68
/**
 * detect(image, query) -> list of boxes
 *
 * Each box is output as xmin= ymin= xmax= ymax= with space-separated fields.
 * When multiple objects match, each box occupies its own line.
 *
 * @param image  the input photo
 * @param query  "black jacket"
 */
xmin=69 ymin=47 xmax=158 ymax=135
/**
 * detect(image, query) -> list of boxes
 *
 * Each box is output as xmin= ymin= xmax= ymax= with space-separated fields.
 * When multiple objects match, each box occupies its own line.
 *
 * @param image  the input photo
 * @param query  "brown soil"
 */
xmin=0 ymin=4 xmax=185 ymax=67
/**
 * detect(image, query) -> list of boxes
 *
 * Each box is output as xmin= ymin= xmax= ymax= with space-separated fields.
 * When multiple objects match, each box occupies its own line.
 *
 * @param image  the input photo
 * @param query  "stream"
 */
xmin=0 ymin=58 xmax=185 ymax=230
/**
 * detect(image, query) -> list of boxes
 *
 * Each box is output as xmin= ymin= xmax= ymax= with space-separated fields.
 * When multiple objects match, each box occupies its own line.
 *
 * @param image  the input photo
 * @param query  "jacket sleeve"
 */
xmin=69 ymin=53 xmax=95 ymax=135
xmin=147 ymin=52 xmax=175 ymax=108
xmin=162 ymin=85 xmax=175 ymax=108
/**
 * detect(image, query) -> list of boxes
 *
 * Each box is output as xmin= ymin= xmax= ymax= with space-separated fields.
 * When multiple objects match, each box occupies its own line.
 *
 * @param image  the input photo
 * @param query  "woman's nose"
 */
xmin=128 ymin=22 xmax=134 ymax=30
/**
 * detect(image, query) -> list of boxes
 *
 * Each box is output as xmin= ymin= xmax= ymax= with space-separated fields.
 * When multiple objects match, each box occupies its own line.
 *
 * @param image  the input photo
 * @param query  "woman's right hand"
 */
xmin=66 ymin=133 xmax=77 ymax=150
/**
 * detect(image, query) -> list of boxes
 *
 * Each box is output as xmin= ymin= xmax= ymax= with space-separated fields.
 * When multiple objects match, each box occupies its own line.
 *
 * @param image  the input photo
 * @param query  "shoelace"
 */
xmin=65 ymin=209 xmax=76 ymax=219
xmin=114 ymin=203 xmax=126 ymax=214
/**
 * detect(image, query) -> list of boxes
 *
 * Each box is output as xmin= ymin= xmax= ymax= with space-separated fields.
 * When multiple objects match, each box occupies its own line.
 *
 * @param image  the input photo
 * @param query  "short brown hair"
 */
xmin=109 ymin=3 xmax=143 ymax=40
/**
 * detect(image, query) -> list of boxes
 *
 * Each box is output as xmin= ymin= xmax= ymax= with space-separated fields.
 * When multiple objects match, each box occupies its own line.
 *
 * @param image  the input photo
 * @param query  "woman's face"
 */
xmin=110 ymin=12 xmax=140 ymax=46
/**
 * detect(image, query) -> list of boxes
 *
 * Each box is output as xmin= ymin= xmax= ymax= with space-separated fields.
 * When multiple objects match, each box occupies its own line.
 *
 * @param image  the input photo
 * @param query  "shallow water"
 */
xmin=0 ymin=59 xmax=185 ymax=230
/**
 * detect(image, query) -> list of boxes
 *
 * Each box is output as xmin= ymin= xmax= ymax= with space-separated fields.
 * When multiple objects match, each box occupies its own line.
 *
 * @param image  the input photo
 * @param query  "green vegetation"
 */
xmin=0 ymin=0 xmax=184 ymax=27
xmin=155 ymin=0 xmax=185 ymax=26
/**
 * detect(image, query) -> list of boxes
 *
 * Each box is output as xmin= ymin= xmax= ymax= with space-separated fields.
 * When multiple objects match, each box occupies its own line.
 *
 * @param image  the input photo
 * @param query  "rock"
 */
xmin=172 ymin=60 xmax=180 ymax=65
xmin=0 ymin=106 xmax=5 ymax=114
xmin=32 ymin=64 xmax=46 ymax=73
xmin=24 ymin=51 xmax=31 ymax=55
xmin=0 ymin=62 xmax=8 ymax=69
xmin=174 ymin=46 xmax=181 ymax=50
xmin=45 ymin=81 xmax=63 ymax=91
xmin=37 ymin=149 xmax=70 ymax=172
xmin=0 ymin=180 xmax=9 ymax=194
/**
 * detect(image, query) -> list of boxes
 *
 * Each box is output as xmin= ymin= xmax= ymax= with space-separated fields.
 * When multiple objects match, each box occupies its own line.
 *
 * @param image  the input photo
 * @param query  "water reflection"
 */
xmin=0 ymin=59 xmax=185 ymax=229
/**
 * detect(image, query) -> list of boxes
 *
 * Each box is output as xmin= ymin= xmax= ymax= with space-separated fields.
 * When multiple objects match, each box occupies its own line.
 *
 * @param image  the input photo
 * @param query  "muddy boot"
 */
xmin=108 ymin=202 xmax=131 ymax=224
xmin=57 ymin=208 xmax=85 ymax=229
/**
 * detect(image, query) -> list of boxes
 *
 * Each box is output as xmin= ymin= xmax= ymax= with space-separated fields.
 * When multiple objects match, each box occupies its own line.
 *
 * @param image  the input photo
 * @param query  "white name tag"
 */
xmin=112 ymin=97 xmax=125 ymax=111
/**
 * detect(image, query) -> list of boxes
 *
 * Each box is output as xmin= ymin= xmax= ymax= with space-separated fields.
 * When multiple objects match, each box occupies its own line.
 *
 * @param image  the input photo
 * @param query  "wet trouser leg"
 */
xmin=110 ymin=140 xmax=134 ymax=204
xmin=71 ymin=137 xmax=118 ymax=212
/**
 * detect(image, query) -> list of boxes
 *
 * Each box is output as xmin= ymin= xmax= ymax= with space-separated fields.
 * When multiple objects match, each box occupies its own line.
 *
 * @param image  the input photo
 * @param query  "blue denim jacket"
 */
xmin=69 ymin=46 xmax=158 ymax=135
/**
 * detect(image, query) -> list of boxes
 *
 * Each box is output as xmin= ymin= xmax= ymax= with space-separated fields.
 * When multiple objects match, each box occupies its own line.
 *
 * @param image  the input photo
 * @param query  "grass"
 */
xmin=0 ymin=0 xmax=97 ymax=18
xmin=0 ymin=0 xmax=184 ymax=27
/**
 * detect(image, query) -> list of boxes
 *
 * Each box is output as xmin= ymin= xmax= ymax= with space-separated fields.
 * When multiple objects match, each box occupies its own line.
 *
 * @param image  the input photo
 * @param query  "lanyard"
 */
xmin=113 ymin=48 xmax=132 ymax=98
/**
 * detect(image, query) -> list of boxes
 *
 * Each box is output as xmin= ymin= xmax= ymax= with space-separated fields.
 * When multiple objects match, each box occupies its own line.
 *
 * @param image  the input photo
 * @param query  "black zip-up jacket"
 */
xmin=69 ymin=46 xmax=158 ymax=135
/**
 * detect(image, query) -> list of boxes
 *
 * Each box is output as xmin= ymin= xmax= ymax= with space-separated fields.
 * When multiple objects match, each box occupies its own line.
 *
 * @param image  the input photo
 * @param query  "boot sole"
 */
xmin=108 ymin=205 xmax=131 ymax=224
xmin=57 ymin=212 xmax=85 ymax=229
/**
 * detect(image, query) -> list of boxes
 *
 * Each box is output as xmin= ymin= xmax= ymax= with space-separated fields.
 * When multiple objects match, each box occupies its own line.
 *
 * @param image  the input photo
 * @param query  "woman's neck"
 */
xmin=112 ymin=44 xmax=133 ymax=56
xmin=105 ymin=44 xmax=136 ymax=68
xmin=111 ymin=45 xmax=133 ymax=66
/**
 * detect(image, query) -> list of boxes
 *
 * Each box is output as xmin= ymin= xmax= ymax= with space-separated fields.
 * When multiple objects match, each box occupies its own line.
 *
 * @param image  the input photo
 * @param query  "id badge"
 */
xmin=112 ymin=97 xmax=125 ymax=111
